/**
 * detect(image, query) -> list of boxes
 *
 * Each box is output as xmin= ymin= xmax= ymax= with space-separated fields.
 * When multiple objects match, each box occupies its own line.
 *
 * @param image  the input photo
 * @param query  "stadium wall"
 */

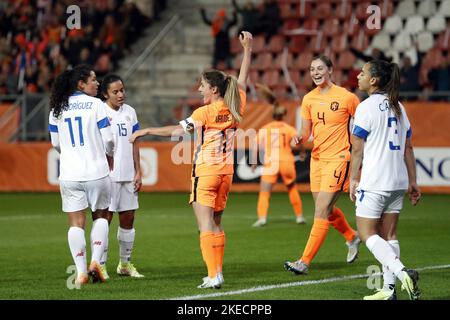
xmin=0 ymin=102 xmax=449 ymax=193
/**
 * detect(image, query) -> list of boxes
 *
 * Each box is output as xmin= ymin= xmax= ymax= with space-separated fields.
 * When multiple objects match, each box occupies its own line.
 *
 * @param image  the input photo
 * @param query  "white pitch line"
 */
xmin=169 ymin=264 xmax=450 ymax=300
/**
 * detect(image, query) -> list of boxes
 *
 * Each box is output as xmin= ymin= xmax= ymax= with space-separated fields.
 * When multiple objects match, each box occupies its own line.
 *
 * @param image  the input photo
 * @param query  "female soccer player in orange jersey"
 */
xmin=130 ymin=31 xmax=253 ymax=289
xmin=284 ymin=55 xmax=361 ymax=275
xmin=251 ymin=84 xmax=305 ymax=227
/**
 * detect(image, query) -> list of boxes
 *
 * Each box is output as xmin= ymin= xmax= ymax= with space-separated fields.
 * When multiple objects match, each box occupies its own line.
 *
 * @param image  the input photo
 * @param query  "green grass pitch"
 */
xmin=0 ymin=192 xmax=449 ymax=300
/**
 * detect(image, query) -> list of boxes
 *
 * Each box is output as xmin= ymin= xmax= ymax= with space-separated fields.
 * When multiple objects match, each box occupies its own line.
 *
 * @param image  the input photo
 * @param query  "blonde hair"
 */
xmin=202 ymin=70 xmax=242 ymax=123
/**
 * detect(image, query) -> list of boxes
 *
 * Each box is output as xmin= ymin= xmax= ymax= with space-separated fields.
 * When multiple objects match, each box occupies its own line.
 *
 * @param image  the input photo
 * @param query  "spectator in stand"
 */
xmin=399 ymin=56 xmax=421 ymax=101
xmin=232 ymin=0 xmax=261 ymax=36
xmin=259 ymin=0 xmax=281 ymax=41
xmin=200 ymin=7 xmax=237 ymax=69
xmin=428 ymin=55 xmax=450 ymax=102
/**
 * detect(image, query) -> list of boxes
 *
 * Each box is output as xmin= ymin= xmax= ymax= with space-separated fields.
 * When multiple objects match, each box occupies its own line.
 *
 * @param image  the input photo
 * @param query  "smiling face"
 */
xmin=198 ymin=77 xmax=217 ymax=104
xmin=105 ymin=80 xmax=125 ymax=109
xmin=78 ymin=71 xmax=99 ymax=97
xmin=310 ymin=58 xmax=332 ymax=87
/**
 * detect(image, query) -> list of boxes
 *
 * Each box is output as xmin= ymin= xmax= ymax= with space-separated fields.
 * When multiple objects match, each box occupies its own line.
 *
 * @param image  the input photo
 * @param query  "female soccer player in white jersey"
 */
xmin=98 ymin=74 xmax=144 ymax=279
xmin=349 ymin=60 xmax=421 ymax=300
xmin=49 ymin=64 xmax=114 ymax=285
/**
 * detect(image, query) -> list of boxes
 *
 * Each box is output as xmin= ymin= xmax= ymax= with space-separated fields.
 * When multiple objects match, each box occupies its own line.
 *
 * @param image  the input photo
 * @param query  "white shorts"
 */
xmin=60 ymin=176 xmax=111 ymax=213
xmin=109 ymin=181 xmax=139 ymax=213
xmin=355 ymin=189 xmax=406 ymax=219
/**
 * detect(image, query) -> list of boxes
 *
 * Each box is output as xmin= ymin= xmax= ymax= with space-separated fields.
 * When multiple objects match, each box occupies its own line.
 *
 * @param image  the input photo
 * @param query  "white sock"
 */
xmin=365 ymin=235 xmax=405 ymax=282
xmin=68 ymin=227 xmax=87 ymax=275
xmin=383 ymin=240 xmax=400 ymax=290
xmin=100 ymin=235 xmax=109 ymax=266
xmin=117 ymin=227 xmax=135 ymax=264
xmin=90 ymin=218 xmax=109 ymax=264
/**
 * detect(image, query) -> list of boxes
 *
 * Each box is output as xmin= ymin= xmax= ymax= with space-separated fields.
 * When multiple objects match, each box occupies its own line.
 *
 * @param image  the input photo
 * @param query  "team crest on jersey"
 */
xmin=330 ymin=101 xmax=339 ymax=111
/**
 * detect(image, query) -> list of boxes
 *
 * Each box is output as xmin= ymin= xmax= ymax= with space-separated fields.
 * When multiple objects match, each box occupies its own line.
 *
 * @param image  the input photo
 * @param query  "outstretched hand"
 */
xmin=129 ymin=129 xmax=148 ymax=143
xmin=239 ymin=31 xmax=253 ymax=50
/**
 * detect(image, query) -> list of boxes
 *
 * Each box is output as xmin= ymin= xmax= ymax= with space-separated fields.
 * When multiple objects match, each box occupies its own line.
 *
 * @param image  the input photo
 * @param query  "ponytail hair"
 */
xmin=50 ymin=64 xmax=93 ymax=118
xmin=368 ymin=60 xmax=401 ymax=117
xmin=202 ymin=69 xmax=242 ymax=123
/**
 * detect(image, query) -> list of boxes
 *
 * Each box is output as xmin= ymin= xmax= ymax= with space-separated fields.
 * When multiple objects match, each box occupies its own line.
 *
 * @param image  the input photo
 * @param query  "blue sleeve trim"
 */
xmin=406 ymin=127 xmax=412 ymax=138
xmin=352 ymin=125 xmax=369 ymax=139
xmin=97 ymin=117 xmax=110 ymax=129
xmin=132 ymin=122 xmax=140 ymax=133
xmin=48 ymin=124 xmax=58 ymax=133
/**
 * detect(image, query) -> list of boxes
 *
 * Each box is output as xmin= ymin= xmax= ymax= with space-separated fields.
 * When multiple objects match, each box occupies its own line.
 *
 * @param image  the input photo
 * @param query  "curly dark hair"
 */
xmin=50 ymin=64 xmax=93 ymax=118
xmin=99 ymin=74 xmax=123 ymax=101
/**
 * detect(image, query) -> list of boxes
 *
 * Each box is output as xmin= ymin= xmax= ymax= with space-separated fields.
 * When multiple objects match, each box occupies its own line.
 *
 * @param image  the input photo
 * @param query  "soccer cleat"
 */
xmin=400 ymin=268 xmax=420 ymax=300
xmin=116 ymin=262 xmax=145 ymax=278
xmin=197 ymin=275 xmax=221 ymax=289
xmin=252 ymin=218 xmax=267 ymax=227
xmin=75 ymin=272 xmax=89 ymax=286
xmin=296 ymin=216 xmax=306 ymax=224
xmin=216 ymin=272 xmax=225 ymax=285
xmin=363 ymin=288 xmax=397 ymax=300
xmin=100 ymin=264 xmax=109 ymax=280
xmin=284 ymin=260 xmax=309 ymax=275
xmin=89 ymin=261 xmax=107 ymax=283
xmin=346 ymin=235 xmax=361 ymax=263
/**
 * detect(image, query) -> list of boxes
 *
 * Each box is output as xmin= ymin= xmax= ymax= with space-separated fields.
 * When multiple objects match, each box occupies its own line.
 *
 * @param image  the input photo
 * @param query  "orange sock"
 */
xmin=200 ymin=232 xmax=217 ymax=278
xmin=214 ymin=231 xmax=225 ymax=273
xmin=328 ymin=206 xmax=356 ymax=242
xmin=288 ymin=187 xmax=303 ymax=217
xmin=301 ymin=218 xmax=329 ymax=265
xmin=257 ymin=191 xmax=271 ymax=219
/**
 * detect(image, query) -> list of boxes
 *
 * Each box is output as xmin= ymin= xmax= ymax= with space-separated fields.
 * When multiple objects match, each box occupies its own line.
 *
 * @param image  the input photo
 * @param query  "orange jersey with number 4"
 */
xmin=300 ymin=84 xmax=359 ymax=161
xmin=189 ymin=89 xmax=246 ymax=177
xmin=258 ymin=121 xmax=298 ymax=164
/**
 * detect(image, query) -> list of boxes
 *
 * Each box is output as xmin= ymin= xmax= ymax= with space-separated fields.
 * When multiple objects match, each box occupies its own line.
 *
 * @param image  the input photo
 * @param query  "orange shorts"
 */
xmin=190 ymin=174 xmax=233 ymax=211
xmin=261 ymin=161 xmax=296 ymax=185
xmin=310 ymin=158 xmax=350 ymax=193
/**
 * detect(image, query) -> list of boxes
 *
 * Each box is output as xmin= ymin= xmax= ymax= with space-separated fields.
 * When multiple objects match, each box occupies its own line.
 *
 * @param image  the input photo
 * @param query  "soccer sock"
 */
xmin=100 ymin=235 xmax=109 ymax=266
xmin=117 ymin=227 xmax=135 ymax=264
xmin=200 ymin=231 xmax=217 ymax=278
xmin=214 ymin=231 xmax=226 ymax=273
xmin=300 ymin=218 xmax=329 ymax=265
xmin=90 ymin=218 xmax=109 ymax=264
xmin=257 ymin=191 xmax=271 ymax=219
xmin=383 ymin=240 xmax=400 ymax=290
xmin=288 ymin=187 xmax=303 ymax=217
xmin=328 ymin=206 xmax=356 ymax=242
xmin=68 ymin=227 xmax=87 ymax=275
xmin=365 ymin=235 xmax=405 ymax=282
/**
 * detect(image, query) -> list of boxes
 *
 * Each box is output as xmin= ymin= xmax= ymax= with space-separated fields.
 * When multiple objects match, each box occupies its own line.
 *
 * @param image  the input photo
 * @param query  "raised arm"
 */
xmin=237 ymin=31 xmax=253 ymax=90
xmin=129 ymin=125 xmax=184 ymax=142
xmin=404 ymin=137 xmax=421 ymax=205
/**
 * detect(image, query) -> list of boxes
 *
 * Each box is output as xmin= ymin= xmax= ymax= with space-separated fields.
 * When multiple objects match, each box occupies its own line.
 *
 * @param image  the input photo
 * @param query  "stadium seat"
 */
xmin=426 ymin=15 xmax=447 ymax=34
xmin=301 ymin=71 xmax=313 ymax=88
xmin=322 ymin=18 xmax=340 ymax=37
xmin=230 ymin=37 xmax=242 ymax=55
xmin=248 ymin=70 xmax=260 ymax=84
xmin=314 ymin=2 xmax=332 ymax=19
xmin=266 ymin=35 xmax=285 ymax=53
xmin=298 ymin=0 xmax=312 ymax=18
xmin=355 ymin=2 xmax=374 ymax=20
xmin=254 ymin=53 xmax=274 ymax=71
xmin=288 ymin=70 xmax=302 ymax=86
xmin=308 ymin=33 xmax=327 ymax=53
xmin=302 ymin=19 xmax=320 ymax=32
xmin=274 ymin=52 xmax=294 ymax=69
xmin=282 ymin=19 xmax=301 ymax=32
xmin=350 ymin=30 xmax=369 ymax=51
xmin=393 ymin=30 xmax=412 ymax=51
xmin=252 ymin=35 xmax=266 ymax=53
xmin=337 ymin=50 xmax=357 ymax=70
xmin=288 ymin=36 xmax=308 ymax=54
xmin=379 ymin=0 xmax=394 ymax=18
xmin=295 ymin=51 xmax=314 ymax=71
xmin=232 ymin=53 xmax=244 ymax=70
xmin=370 ymin=32 xmax=391 ymax=51
xmin=280 ymin=3 xmax=299 ymax=19
xmin=330 ymin=34 xmax=348 ymax=53
xmin=438 ymin=0 xmax=450 ymax=17
xmin=416 ymin=31 xmax=435 ymax=53
xmin=261 ymin=70 xmax=281 ymax=88
xmin=417 ymin=0 xmax=437 ymax=17
xmin=336 ymin=1 xmax=352 ymax=20
xmin=383 ymin=15 xmax=403 ymax=35
xmin=396 ymin=0 xmax=416 ymax=19
xmin=342 ymin=18 xmax=361 ymax=37
xmin=404 ymin=15 xmax=425 ymax=35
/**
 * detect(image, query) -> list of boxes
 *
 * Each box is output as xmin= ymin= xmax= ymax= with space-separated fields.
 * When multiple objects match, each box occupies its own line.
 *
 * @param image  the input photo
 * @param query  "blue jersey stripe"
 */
xmin=406 ymin=127 xmax=412 ymax=138
xmin=132 ymin=122 xmax=140 ymax=133
xmin=48 ymin=124 xmax=58 ymax=133
xmin=352 ymin=125 xmax=369 ymax=139
xmin=97 ymin=117 xmax=110 ymax=129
